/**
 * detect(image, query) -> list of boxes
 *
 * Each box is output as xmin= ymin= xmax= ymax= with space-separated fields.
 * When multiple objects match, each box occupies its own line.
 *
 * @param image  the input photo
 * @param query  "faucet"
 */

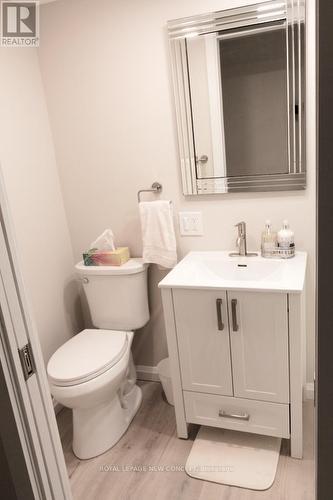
xmin=229 ymin=221 xmax=258 ymax=257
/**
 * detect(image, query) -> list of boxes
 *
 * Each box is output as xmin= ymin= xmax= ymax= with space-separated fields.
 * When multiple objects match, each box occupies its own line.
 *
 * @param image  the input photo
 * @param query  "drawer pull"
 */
xmin=216 ymin=298 xmax=224 ymax=331
xmin=219 ymin=410 xmax=250 ymax=421
xmin=231 ymin=299 xmax=239 ymax=332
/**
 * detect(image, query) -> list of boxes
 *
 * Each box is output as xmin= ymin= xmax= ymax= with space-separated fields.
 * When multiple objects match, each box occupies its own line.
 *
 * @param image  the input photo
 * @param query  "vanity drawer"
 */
xmin=183 ymin=391 xmax=290 ymax=438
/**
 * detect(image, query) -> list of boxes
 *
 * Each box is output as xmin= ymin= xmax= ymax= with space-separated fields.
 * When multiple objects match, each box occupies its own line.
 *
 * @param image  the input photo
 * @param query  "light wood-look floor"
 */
xmin=57 ymin=381 xmax=315 ymax=500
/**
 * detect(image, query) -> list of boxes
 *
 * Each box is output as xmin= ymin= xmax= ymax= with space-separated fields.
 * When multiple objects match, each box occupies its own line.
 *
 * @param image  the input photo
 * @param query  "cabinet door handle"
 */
xmin=216 ymin=298 xmax=224 ymax=331
xmin=218 ymin=410 xmax=250 ymax=421
xmin=231 ymin=299 xmax=239 ymax=332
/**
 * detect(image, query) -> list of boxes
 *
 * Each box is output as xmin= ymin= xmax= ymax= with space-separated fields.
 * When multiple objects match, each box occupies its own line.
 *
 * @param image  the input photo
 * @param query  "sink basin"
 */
xmin=158 ymin=251 xmax=307 ymax=292
xmin=203 ymin=258 xmax=284 ymax=282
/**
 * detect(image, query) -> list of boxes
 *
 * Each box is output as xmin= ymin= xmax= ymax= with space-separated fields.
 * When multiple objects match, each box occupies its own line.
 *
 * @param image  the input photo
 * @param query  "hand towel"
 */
xmin=139 ymin=200 xmax=177 ymax=268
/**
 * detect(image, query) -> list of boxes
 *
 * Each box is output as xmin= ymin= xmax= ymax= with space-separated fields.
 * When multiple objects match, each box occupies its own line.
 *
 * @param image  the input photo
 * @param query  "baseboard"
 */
xmin=52 ymin=397 xmax=63 ymax=415
xmin=303 ymin=382 xmax=314 ymax=401
xmin=136 ymin=365 xmax=160 ymax=382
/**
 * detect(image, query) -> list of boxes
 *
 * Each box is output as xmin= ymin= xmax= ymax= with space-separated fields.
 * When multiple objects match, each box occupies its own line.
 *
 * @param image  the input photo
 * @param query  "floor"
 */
xmin=57 ymin=381 xmax=315 ymax=500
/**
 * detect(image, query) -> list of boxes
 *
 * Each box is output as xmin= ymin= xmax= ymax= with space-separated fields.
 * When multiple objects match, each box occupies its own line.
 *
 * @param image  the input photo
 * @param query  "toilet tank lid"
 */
xmin=75 ymin=258 xmax=147 ymax=276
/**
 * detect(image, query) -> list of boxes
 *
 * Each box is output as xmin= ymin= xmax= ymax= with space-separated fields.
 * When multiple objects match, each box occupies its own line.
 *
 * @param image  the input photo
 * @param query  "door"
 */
xmin=0 ymin=168 xmax=72 ymax=500
xmin=173 ymin=289 xmax=233 ymax=396
xmin=228 ymin=291 xmax=289 ymax=403
xmin=186 ymin=34 xmax=226 ymax=180
xmin=0 ymin=363 xmax=35 ymax=500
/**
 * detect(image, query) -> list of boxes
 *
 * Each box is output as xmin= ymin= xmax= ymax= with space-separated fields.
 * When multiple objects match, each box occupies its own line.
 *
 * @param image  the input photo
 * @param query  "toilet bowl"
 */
xmin=48 ymin=329 xmax=142 ymax=459
xmin=47 ymin=258 xmax=149 ymax=459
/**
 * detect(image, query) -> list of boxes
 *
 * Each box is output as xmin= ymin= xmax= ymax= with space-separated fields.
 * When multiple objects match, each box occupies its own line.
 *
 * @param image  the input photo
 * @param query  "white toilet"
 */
xmin=47 ymin=258 xmax=149 ymax=459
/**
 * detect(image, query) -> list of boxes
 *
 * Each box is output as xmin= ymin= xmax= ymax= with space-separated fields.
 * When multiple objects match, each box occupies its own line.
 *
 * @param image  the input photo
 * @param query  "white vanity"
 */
xmin=159 ymin=252 xmax=307 ymax=459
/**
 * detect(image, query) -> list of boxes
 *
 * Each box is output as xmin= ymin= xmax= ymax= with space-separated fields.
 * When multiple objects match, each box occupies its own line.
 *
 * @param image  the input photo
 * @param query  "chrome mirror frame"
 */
xmin=168 ymin=0 xmax=306 ymax=195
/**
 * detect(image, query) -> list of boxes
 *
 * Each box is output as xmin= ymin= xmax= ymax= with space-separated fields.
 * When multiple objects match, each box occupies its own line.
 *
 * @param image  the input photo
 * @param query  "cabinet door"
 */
xmin=228 ymin=291 xmax=289 ymax=404
xmin=173 ymin=289 xmax=233 ymax=396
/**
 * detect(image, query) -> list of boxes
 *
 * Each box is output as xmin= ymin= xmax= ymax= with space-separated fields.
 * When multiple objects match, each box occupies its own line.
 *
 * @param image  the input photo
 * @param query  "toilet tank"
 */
xmin=75 ymin=259 xmax=149 ymax=331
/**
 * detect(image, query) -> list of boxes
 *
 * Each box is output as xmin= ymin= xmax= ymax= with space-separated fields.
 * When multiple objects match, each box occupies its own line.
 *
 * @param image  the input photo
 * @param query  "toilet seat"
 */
xmin=47 ymin=329 xmax=128 ymax=387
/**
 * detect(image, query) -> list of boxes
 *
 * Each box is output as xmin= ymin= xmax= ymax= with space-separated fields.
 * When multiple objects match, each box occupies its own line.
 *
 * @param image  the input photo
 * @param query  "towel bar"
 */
xmin=137 ymin=182 xmax=162 ymax=203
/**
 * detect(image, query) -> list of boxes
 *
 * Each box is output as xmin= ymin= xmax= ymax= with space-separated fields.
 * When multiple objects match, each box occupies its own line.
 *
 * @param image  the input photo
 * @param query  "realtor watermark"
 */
xmin=99 ymin=464 xmax=234 ymax=473
xmin=1 ymin=1 xmax=39 ymax=46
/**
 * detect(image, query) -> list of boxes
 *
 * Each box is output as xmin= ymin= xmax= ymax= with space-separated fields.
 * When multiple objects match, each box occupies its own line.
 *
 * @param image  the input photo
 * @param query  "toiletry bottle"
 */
xmin=261 ymin=220 xmax=277 ymax=255
xmin=277 ymin=220 xmax=294 ymax=249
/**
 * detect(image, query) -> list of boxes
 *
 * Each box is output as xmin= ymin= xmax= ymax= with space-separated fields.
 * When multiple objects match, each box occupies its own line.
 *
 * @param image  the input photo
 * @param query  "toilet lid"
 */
xmin=47 ymin=329 xmax=128 ymax=387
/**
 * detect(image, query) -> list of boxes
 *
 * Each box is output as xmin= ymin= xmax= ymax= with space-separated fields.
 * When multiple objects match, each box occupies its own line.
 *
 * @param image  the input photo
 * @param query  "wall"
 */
xmin=0 ymin=47 xmax=81 ymax=364
xmin=38 ymin=0 xmax=316 ymax=382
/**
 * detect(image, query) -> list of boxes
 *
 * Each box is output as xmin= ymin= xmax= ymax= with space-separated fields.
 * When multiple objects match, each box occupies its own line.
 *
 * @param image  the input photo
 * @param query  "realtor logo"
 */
xmin=1 ymin=1 xmax=39 ymax=46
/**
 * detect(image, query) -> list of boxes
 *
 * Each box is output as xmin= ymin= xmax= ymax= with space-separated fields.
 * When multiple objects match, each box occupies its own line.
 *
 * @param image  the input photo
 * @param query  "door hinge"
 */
xmin=18 ymin=343 xmax=36 ymax=380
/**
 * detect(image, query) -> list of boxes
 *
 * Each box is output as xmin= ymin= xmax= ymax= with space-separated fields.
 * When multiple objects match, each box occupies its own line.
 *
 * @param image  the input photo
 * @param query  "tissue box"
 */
xmin=83 ymin=247 xmax=130 ymax=266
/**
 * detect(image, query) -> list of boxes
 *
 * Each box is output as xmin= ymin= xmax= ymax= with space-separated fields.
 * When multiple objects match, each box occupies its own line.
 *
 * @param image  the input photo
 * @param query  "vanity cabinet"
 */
xmin=173 ymin=289 xmax=290 ymax=405
xmin=161 ymin=279 xmax=305 ymax=459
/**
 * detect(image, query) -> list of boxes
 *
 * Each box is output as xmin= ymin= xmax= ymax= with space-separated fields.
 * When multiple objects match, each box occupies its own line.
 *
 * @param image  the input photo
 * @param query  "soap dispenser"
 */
xmin=277 ymin=220 xmax=294 ymax=250
xmin=261 ymin=220 xmax=277 ymax=256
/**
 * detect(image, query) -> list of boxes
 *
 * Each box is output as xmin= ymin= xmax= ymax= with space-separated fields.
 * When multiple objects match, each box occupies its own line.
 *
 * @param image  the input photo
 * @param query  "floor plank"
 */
xmin=56 ymin=381 xmax=315 ymax=500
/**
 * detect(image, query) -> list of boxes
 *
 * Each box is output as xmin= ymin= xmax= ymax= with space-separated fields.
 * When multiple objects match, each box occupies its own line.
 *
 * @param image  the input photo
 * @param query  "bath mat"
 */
xmin=185 ymin=426 xmax=281 ymax=490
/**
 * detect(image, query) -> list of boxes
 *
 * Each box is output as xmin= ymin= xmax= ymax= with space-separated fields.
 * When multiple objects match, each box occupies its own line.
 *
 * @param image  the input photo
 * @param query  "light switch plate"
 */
xmin=179 ymin=211 xmax=203 ymax=236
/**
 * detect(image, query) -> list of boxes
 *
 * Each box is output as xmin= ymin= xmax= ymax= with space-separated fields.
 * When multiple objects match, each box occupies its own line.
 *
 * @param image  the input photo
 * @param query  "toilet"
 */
xmin=47 ymin=258 xmax=149 ymax=460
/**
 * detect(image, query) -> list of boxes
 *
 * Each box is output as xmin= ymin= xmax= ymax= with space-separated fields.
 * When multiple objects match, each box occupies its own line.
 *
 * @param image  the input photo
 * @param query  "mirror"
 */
xmin=168 ymin=1 xmax=305 ymax=195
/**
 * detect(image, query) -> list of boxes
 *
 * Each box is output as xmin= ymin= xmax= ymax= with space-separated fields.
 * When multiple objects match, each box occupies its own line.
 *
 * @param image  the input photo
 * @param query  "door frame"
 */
xmin=317 ymin=0 xmax=333 ymax=497
xmin=0 ymin=167 xmax=72 ymax=500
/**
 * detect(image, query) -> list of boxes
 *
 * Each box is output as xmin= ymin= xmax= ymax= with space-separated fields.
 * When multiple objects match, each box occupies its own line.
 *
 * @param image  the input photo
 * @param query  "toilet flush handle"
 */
xmin=81 ymin=277 xmax=89 ymax=284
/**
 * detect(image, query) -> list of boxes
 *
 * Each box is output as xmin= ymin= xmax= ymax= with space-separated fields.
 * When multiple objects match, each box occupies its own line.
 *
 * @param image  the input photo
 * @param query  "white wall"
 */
xmin=0 ymin=47 xmax=82 ymax=363
xmin=38 ymin=0 xmax=316 ymax=381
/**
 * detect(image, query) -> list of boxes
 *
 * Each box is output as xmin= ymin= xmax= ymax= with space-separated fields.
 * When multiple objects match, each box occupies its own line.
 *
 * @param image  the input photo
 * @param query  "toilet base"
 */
xmin=72 ymin=384 xmax=142 ymax=460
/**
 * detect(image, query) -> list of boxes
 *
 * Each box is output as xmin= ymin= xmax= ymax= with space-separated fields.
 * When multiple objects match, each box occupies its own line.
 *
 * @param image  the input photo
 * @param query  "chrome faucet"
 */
xmin=229 ymin=221 xmax=258 ymax=257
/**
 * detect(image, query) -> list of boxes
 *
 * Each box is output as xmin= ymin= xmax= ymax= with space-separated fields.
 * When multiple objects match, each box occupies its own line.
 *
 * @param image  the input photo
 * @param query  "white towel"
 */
xmin=139 ymin=200 xmax=177 ymax=268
